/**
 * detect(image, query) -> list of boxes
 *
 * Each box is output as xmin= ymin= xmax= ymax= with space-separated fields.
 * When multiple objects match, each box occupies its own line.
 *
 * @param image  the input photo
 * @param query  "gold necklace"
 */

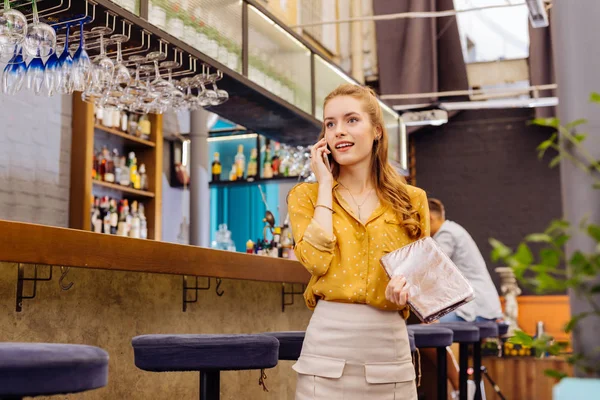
xmin=337 ymin=181 xmax=374 ymax=220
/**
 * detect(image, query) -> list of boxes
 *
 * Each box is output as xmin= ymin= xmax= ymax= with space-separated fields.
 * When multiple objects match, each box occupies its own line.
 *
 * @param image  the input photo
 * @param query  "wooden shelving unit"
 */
xmin=69 ymin=94 xmax=163 ymax=240
xmin=209 ymin=176 xmax=301 ymax=188
xmin=94 ymin=124 xmax=156 ymax=148
xmin=92 ymin=180 xmax=156 ymax=198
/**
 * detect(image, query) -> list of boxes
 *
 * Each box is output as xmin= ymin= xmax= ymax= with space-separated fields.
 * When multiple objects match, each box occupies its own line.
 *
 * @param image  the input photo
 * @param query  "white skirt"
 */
xmin=293 ymin=300 xmax=417 ymax=400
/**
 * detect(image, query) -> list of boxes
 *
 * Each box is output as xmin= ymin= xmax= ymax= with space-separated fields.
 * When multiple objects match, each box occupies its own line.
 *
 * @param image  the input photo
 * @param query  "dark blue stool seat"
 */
xmin=132 ymin=334 xmax=279 ymax=400
xmin=262 ymin=331 xmax=305 ymax=361
xmin=436 ymin=323 xmax=480 ymax=343
xmin=0 ymin=342 xmax=108 ymax=399
xmin=498 ymin=322 xmax=509 ymax=336
xmin=473 ymin=321 xmax=500 ymax=339
xmin=473 ymin=321 xmax=499 ymax=339
xmin=408 ymin=330 xmax=416 ymax=353
xmin=408 ymin=325 xmax=454 ymax=348
xmin=408 ymin=325 xmax=453 ymax=400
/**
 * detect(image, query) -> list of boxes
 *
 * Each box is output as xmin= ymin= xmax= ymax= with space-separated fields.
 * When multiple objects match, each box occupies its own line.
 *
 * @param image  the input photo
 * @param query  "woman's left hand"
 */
xmin=385 ymin=275 xmax=410 ymax=306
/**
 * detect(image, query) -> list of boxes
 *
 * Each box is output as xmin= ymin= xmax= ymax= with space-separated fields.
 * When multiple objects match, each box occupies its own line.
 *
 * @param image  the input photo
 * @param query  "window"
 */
xmin=299 ymin=0 xmax=337 ymax=54
xmin=454 ymin=0 xmax=530 ymax=63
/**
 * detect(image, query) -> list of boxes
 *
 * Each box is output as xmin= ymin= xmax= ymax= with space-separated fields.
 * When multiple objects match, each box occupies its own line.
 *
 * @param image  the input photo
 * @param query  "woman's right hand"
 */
xmin=311 ymin=138 xmax=333 ymax=184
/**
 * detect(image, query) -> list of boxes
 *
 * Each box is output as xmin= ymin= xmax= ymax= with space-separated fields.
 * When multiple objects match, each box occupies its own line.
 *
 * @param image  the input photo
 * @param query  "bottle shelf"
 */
xmin=93 ymin=180 xmax=155 ymax=198
xmin=209 ymin=176 xmax=302 ymax=187
xmin=94 ymin=124 xmax=155 ymax=148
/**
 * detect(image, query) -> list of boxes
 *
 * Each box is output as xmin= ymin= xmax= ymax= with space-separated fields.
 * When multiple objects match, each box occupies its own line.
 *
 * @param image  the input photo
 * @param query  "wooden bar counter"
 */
xmin=0 ymin=220 xmax=312 ymax=400
xmin=0 ymin=220 xmax=310 ymax=283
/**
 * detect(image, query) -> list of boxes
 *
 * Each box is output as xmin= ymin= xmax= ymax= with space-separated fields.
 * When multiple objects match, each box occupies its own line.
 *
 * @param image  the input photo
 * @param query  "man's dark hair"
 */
xmin=428 ymin=198 xmax=445 ymax=218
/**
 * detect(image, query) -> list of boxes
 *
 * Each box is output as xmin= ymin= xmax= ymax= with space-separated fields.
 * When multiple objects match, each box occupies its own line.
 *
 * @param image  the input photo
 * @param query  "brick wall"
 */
xmin=413 ymin=108 xmax=562 ymax=294
xmin=0 ymin=93 xmax=72 ymax=227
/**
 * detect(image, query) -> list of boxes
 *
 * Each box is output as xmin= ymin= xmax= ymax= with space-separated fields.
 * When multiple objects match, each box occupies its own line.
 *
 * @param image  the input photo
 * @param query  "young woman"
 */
xmin=287 ymin=83 xmax=430 ymax=399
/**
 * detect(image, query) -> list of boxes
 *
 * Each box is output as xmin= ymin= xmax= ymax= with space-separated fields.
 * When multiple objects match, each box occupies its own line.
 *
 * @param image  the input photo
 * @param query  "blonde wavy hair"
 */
xmin=319 ymin=84 xmax=422 ymax=239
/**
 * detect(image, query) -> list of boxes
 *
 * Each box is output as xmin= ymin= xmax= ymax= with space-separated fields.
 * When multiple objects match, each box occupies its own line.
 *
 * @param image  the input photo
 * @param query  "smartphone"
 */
xmin=323 ymin=145 xmax=332 ymax=171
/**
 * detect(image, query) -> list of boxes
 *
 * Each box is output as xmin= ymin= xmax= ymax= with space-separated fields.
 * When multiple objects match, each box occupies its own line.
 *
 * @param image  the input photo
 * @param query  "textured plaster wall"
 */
xmin=0 ymin=262 xmax=312 ymax=399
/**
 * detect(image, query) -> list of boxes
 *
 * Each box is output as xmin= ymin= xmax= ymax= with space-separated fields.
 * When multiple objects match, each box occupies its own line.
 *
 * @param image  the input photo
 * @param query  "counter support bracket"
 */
xmin=182 ymin=276 xmax=225 ymax=312
xmin=16 ymin=264 xmax=53 ymax=312
xmin=281 ymin=283 xmax=305 ymax=312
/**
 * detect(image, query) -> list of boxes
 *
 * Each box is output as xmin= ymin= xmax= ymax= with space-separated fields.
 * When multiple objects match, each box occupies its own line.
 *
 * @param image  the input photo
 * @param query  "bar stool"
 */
xmin=262 ymin=331 xmax=305 ymax=360
xmin=0 ymin=342 xmax=109 ymax=399
xmin=497 ymin=321 xmax=509 ymax=336
xmin=472 ymin=322 xmax=499 ymax=400
xmin=436 ymin=323 xmax=481 ymax=400
xmin=132 ymin=334 xmax=279 ymax=400
xmin=407 ymin=325 xmax=454 ymax=400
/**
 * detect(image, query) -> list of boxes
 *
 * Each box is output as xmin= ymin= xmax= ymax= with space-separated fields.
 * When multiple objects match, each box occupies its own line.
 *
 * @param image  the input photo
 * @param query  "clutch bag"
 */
xmin=379 ymin=236 xmax=474 ymax=324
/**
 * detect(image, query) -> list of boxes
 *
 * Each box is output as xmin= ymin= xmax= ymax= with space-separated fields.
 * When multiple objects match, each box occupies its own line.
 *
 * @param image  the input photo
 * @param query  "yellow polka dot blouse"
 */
xmin=287 ymin=181 xmax=430 ymax=318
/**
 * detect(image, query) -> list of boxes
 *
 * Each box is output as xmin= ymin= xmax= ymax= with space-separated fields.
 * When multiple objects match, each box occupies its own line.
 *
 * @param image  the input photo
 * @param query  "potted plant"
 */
xmin=489 ymin=93 xmax=600 ymax=398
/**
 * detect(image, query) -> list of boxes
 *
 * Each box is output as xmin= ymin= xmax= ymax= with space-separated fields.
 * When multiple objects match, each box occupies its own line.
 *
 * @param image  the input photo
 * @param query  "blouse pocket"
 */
xmin=365 ymin=360 xmax=417 ymax=400
xmin=293 ymin=354 xmax=346 ymax=399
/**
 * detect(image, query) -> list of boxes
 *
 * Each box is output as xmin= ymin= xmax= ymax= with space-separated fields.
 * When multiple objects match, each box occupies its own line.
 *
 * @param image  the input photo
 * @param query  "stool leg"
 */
xmin=459 ymin=343 xmax=469 ymax=400
xmin=473 ymin=343 xmax=482 ymax=400
xmin=436 ymin=347 xmax=448 ymax=400
xmin=200 ymin=370 xmax=220 ymax=400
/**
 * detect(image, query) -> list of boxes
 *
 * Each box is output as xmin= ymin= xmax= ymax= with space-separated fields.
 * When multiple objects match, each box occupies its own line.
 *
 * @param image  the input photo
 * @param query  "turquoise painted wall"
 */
xmin=208 ymin=136 xmax=281 ymax=252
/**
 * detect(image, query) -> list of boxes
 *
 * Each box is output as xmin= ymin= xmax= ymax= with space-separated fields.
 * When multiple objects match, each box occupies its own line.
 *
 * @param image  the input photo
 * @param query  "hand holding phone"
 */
xmin=310 ymin=138 xmax=333 ymax=183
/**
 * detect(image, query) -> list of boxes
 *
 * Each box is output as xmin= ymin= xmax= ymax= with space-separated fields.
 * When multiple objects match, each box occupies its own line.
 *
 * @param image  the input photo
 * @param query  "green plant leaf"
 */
xmin=573 ymin=133 xmax=588 ymax=143
xmin=593 ymin=183 xmax=600 ymax=190
xmin=540 ymin=248 xmax=561 ymax=268
xmin=531 ymin=118 xmax=560 ymax=128
xmin=565 ymin=119 xmax=589 ymax=130
xmin=489 ymin=238 xmax=512 ymax=262
xmin=544 ymin=369 xmax=568 ymax=380
xmin=549 ymin=155 xmax=562 ymax=168
xmin=509 ymin=330 xmax=533 ymax=346
xmin=554 ymin=234 xmax=571 ymax=248
xmin=514 ymin=243 xmax=534 ymax=265
xmin=587 ymin=224 xmax=600 ymax=242
xmin=590 ymin=92 xmax=600 ymax=103
xmin=526 ymin=233 xmax=552 ymax=243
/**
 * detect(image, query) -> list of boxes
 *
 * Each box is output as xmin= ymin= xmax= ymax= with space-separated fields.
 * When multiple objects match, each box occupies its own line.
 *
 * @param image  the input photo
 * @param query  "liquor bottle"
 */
xmin=272 ymin=142 xmax=281 ymax=177
xmin=114 ymin=152 xmax=122 ymax=186
xmin=263 ymin=145 xmax=273 ymax=179
xmin=101 ymin=108 xmax=113 ymax=128
xmin=98 ymin=146 xmax=108 ymax=181
xmin=139 ymin=163 xmax=148 ymax=190
xmin=129 ymin=201 xmax=141 ymax=238
xmin=102 ymin=198 xmax=111 ymax=234
xmin=247 ymin=148 xmax=258 ymax=181
xmin=229 ymin=164 xmax=237 ymax=181
xmin=109 ymin=199 xmax=118 ymax=235
xmin=138 ymin=114 xmax=151 ymax=139
xmin=120 ymin=110 xmax=128 ymax=132
xmin=104 ymin=149 xmax=117 ymax=183
xmin=139 ymin=203 xmax=148 ymax=239
xmin=119 ymin=156 xmax=130 ymax=187
xmin=211 ymin=152 xmax=222 ymax=182
xmin=112 ymin=108 xmax=120 ymax=128
xmin=128 ymin=152 xmax=141 ymax=189
xmin=92 ymin=150 xmax=98 ymax=180
xmin=91 ymin=197 xmax=102 ymax=233
xmin=128 ymin=114 xmax=139 ymax=136
xmin=117 ymin=200 xmax=131 ymax=237
xmin=235 ymin=144 xmax=246 ymax=180
xmin=95 ymin=107 xmax=103 ymax=125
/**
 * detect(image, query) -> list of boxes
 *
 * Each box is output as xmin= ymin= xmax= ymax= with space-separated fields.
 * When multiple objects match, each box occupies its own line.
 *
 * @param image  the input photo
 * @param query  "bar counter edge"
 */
xmin=0 ymin=220 xmax=310 ymax=284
